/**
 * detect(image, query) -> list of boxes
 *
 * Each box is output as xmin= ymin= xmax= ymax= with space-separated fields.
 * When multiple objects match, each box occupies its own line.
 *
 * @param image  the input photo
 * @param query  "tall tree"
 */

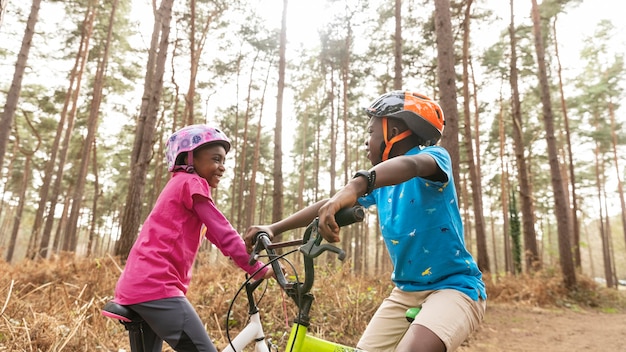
xmin=116 ymin=0 xmax=174 ymax=258
xmin=27 ymin=9 xmax=89 ymax=257
xmin=64 ymin=0 xmax=119 ymax=252
xmin=5 ymin=112 xmax=40 ymax=262
xmin=183 ymin=0 xmax=226 ymax=125
xmin=393 ymin=0 xmax=402 ymax=90
xmin=460 ymin=0 xmax=489 ymax=271
xmin=509 ymin=0 xmax=540 ymax=271
xmin=0 ymin=0 xmax=41 ymax=172
xmin=552 ymin=15 xmax=581 ymax=268
xmin=530 ymin=0 xmax=575 ymax=288
xmin=433 ymin=0 xmax=462 ymax=228
xmin=272 ymin=0 xmax=287 ymax=223
xmin=40 ymin=2 xmax=97 ymax=258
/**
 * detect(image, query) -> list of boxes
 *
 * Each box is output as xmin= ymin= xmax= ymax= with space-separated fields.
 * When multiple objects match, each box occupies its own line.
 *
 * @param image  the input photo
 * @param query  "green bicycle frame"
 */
xmin=285 ymin=323 xmax=365 ymax=352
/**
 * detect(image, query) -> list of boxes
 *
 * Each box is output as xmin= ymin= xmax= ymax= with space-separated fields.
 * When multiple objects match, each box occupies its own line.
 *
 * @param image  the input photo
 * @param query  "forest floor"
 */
xmin=458 ymin=299 xmax=626 ymax=352
xmin=1 ymin=256 xmax=626 ymax=351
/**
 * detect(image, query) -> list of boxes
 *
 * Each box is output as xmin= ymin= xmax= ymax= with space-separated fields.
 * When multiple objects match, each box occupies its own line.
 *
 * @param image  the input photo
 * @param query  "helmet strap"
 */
xmin=184 ymin=151 xmax=195 ymax=173
xmin=382 ymin=117 xmax=413 ymax=161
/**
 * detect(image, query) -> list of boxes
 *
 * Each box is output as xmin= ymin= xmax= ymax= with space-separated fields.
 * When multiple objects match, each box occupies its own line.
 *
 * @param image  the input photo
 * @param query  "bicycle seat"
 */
xmin=101 ymin=301 xmax=142 ymax=323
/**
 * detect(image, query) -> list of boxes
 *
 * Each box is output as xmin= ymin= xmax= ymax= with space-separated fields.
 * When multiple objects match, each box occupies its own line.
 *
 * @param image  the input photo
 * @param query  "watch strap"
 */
xmin=353 ymin=170 xmax=376 ymax=196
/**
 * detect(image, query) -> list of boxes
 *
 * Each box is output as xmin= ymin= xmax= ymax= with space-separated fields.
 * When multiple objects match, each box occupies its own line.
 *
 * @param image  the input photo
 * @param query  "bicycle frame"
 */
xmin=222 ymin=278 xmax=271 ymax=352
xmin=222 ymin=206 xmax=366 ymax=352
xmin=285 ymin=323 xmax=364 ymax=352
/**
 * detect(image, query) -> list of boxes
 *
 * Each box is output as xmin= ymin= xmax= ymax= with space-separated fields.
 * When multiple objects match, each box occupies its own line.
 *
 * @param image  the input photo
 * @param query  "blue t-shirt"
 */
xmin=358 ymin=146 xmax=486 ymax=301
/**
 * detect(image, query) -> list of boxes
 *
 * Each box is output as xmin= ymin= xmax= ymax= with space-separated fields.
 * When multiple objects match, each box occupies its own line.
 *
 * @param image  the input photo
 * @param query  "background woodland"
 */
xmin=1 ymin=0 xmax=625 ymax=293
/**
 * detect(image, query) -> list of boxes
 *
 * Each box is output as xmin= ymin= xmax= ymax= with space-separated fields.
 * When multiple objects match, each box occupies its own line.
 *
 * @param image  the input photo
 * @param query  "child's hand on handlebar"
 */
xmin=243 ymin=226 xmax=273 ymax=252
xmin=318 ymin=183 xmax=362 ymax=242
xmin=318 ymin=202 xmax=341 ymax=242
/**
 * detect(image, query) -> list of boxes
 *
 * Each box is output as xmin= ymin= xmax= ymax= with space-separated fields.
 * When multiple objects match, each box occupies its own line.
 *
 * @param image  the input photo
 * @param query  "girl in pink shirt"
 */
xmin=113 ymin=124 xmax=273 ymax=352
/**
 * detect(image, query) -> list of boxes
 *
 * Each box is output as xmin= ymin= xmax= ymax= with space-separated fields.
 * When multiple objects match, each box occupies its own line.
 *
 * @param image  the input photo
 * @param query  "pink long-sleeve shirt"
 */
xmin=114 ymin=172 xmax=266 ymax=305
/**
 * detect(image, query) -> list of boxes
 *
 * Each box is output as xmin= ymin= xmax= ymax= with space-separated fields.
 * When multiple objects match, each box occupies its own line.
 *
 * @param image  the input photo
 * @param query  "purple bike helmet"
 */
xmin=165 ymin=124 xmax=231 ymax=172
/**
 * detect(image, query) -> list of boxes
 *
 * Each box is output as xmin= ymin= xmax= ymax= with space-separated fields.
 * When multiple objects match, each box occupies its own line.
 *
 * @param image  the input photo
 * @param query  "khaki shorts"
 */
xmin=357 ymin=287 xmax=486 ymax=351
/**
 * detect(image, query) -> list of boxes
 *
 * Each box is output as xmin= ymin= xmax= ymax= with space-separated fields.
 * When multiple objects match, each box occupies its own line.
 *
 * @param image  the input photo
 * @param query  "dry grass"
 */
xmin=1 ymin=254 xmax=624 ymax=351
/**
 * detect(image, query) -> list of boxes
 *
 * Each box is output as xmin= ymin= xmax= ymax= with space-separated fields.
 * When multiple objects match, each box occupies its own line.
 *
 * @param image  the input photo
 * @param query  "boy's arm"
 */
xmin=318 ymin=153 xmax=441 ymax=242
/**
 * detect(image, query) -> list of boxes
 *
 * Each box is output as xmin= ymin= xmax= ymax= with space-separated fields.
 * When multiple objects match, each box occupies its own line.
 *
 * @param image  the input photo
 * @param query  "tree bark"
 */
xmin=0 ymin=0 xmax=41 ymax=172
xmin=593 ymin=132 xmax=614 ymax=288
xmin=117 ymin=0 xmax=174 ymax=259
xmin=433 ymin=0 xmax=461 ymax=200
xmin=509 ymin=0 xmax=540 ymax=271
xmin=64 ymin=0 xmax=119 ymax=252
xmin=87 ymin=139 xmax=100 ymax=257
xmin=498 ymin=95 xmax=513 ymax=274
xmin=460 ymin=0 xmax=489 ymax=272
xmin=552 ymin=15 xmax=580 ymax=268
xmin=5 ymin=112 xmax=40 ymax=262
xmin=530 ymin=0 xmax=575 ymax=288
xmin=245 ymin=62 xmax=271 ymax=229
xmin=236 ymin=51 xmax=259 ymax=229
xmin=607 ymin=100 xmax=626 ymax=266
xmin=272 ymin=0 xmax=287 ymax=223
xmin=393 ymin=0 xmax=402 ymax=90
xmin=40 ymin=4 xmax=96 ymax=258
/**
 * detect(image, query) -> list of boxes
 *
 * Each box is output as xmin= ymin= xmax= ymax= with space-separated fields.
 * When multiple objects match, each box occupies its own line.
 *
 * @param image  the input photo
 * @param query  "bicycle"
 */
xmin=102 ymin=206 xmax=420 ymax=351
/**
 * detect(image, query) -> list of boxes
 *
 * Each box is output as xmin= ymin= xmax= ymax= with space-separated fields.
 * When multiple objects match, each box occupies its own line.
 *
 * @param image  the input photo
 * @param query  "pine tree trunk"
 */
xmin=433 ymin=0 xmax=461 ymax=200
xmin=498 ymin=95 xmax=513 ymax=274
xmin=272 ymin=0 xmax=287 ymax=224
xmin=5 ymin=112 xmax=40 ymax=262
xmin=460 ymin=0 xmax=489 ymax=272
xmin=28 ymin=32 xmax=80 ymax=258
xmin=236 ymin=52 xmax=258 ymax=230
xmin=594 ymin=138 xmax=612 ymax=288
xmin=40 ymin=5 xmax=96 ymax=258
xmin=117 ymin=0 xmax=174 ymax=259
xmin=5 ymin=156 xmax=31 ymax=263
xmin=508 ymin=0 xmax=540 ymax=271
xmin=0 ymin=142 xmax=18 ymax=249
xmin=608 ymin=101 xmax=626 ymax=263
xmin=87 ymin=140 xmax=99 ymax=257
xmin=530 ymin=0 xmax=576 ymax=288
xmin=65 ymin=0 xmax=118 ymax=252
xmin=245 ymin=62 xmax=271 ymax=230
xmin=0 ymin=0 xmax=41 ymax=172
xmin=327 ymin=69 xmax=337 ymax=196
xmin=183 ymin=0 xmax=221 ymax=125
xmin=552 ymin=16 xmax=581 ymax=268
xmin=393 ymin=0 xmax=402 ymax=90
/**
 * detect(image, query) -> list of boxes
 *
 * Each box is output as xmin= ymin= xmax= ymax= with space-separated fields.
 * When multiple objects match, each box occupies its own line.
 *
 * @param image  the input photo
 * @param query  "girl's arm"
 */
xmin=193 ymin=196 xmax=272 ymax=279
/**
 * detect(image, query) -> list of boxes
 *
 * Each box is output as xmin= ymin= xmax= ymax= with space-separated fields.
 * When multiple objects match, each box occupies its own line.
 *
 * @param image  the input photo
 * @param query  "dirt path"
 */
xmin=458 ymin=303 xmax=626 ymax=351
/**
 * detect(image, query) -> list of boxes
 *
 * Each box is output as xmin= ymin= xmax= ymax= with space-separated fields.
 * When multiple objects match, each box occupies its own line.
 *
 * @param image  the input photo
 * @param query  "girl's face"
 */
xmin=365 ymin=117 xmax=384 ymax=165
xmin=193 ymin=144 xmax=227 ymax=188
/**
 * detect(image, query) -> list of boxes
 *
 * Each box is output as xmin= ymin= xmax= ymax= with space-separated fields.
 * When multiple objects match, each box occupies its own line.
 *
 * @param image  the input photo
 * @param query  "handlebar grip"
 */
xmin=334 ymin=206 xmax=365 ymax=227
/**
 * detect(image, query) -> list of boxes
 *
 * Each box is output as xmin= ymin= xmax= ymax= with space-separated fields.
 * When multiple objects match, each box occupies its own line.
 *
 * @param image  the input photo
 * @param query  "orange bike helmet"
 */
xmin=365 ymin=91 xmax=445 ymax=150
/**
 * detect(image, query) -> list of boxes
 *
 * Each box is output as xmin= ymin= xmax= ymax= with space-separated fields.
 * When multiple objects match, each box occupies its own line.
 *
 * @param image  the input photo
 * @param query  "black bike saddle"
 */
xmin=101 ymin=301 xmax=142 ymax=323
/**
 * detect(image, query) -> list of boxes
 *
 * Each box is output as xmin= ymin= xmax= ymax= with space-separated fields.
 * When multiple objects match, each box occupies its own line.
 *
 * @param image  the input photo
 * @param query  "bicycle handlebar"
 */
xmin=249 ymin=206 xmax=365 ymax=299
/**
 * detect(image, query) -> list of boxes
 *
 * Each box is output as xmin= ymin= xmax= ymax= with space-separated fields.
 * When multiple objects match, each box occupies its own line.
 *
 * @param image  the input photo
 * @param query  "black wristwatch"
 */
xmin=353 ymin=170 xmax=376 ymax=196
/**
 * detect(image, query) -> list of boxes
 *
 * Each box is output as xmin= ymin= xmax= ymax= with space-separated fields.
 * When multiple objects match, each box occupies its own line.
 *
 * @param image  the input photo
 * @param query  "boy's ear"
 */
xmin=390 ymin=126 xmax=402 ymax=138
xmin=387 ymin=118 xmax=410 ymax=138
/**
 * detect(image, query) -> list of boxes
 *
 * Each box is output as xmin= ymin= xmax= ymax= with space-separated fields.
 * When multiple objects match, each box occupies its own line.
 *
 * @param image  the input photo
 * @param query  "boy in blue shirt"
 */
xmin=246 ymin=91 xmax=486 ymax=351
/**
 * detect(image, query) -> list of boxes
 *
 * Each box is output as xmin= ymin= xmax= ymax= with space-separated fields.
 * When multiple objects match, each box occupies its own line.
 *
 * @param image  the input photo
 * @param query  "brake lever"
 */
xmin=299 ymin=221 xmax=347 ymax=261
xmin=248 ymin=232 xmax=269 ymax=265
